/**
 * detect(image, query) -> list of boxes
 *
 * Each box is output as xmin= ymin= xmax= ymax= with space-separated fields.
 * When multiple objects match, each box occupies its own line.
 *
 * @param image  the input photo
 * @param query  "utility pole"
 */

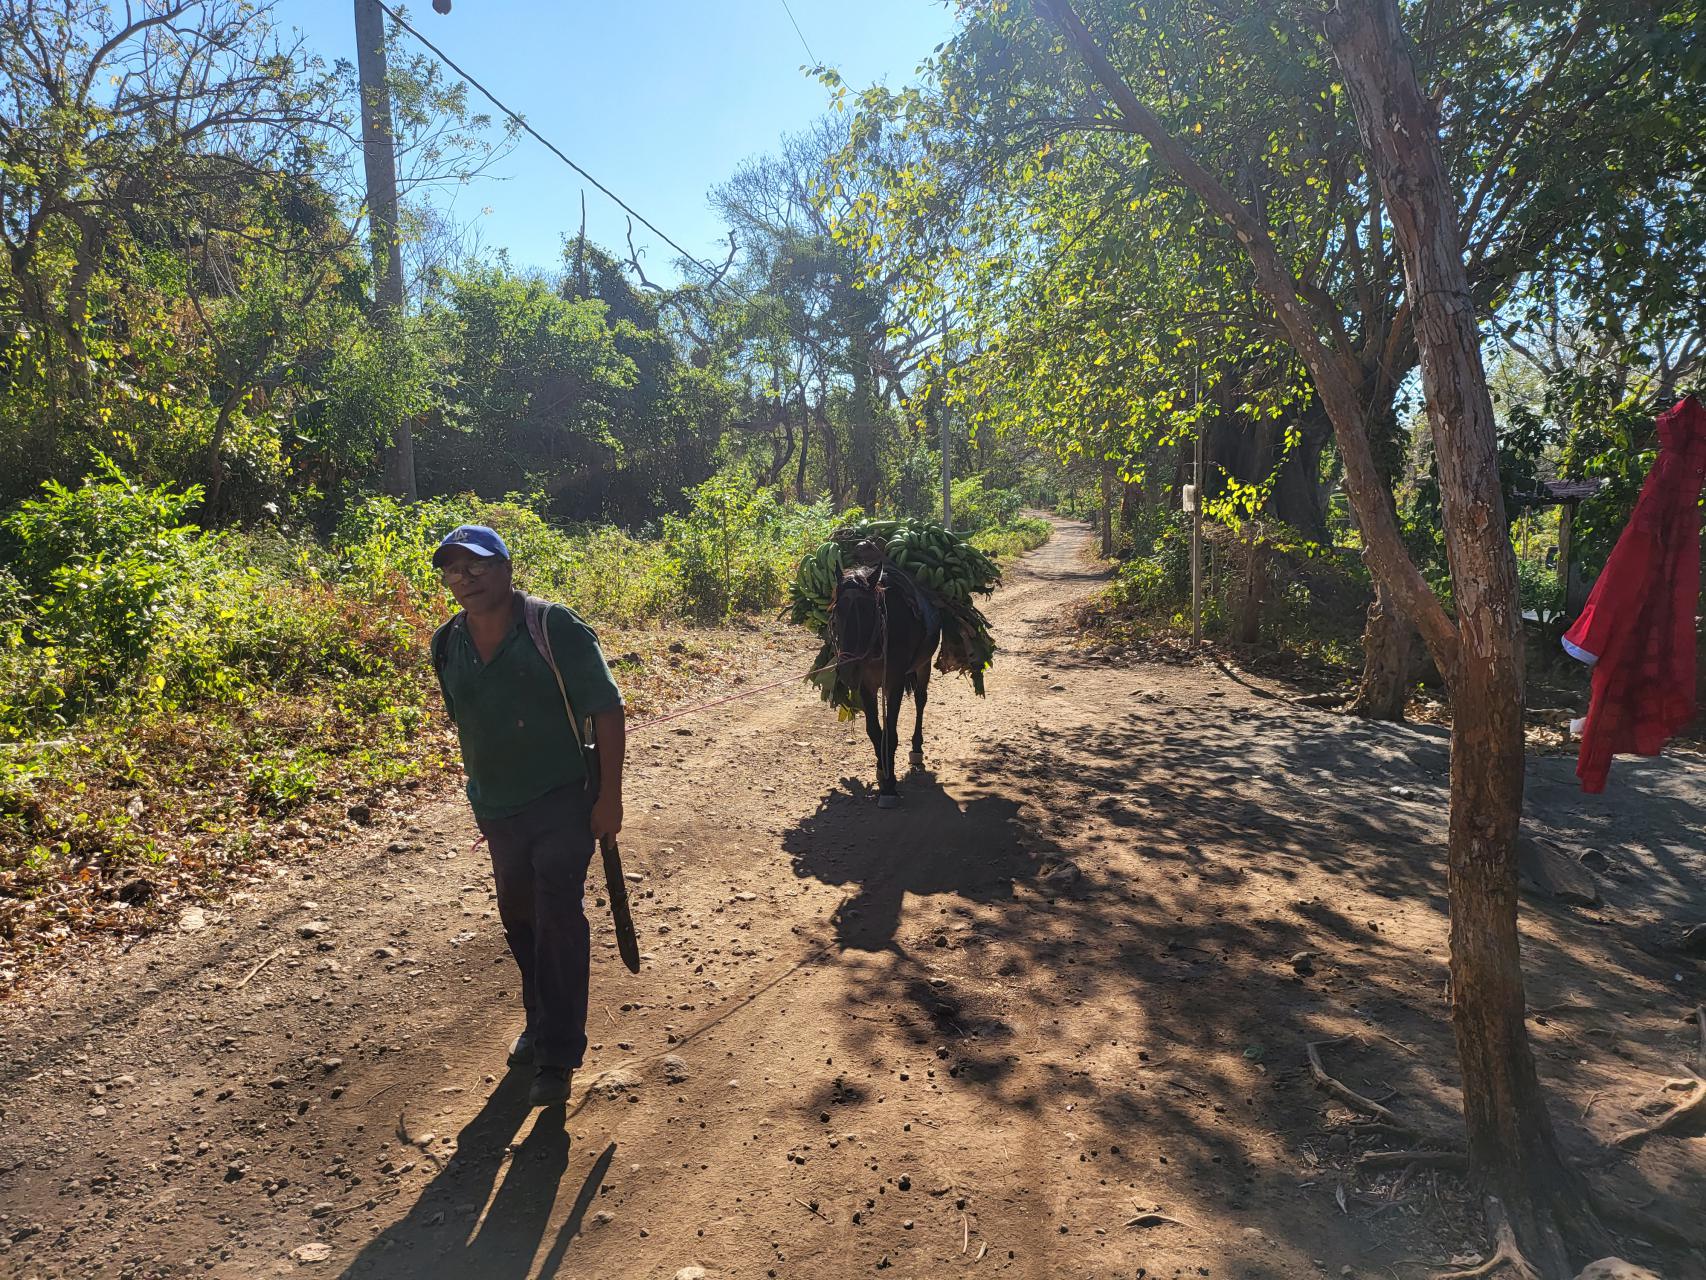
xmin=939 ymin=308 xmax=952 ymax=528
xmin=354 ymin=0 xmax=415 ymax=500
xmin=1191 ymin=365 xmax=1204 ymax=648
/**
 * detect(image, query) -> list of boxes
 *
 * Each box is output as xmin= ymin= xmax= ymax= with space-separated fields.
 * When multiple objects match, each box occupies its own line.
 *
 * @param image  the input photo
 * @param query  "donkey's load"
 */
xmin=788 ymin=518 xmax=1000 ymax=699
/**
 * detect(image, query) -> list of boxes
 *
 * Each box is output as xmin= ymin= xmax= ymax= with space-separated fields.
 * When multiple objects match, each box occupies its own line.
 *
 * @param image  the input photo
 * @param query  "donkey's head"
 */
xmin=831 ymin=564 xmax=885 ymax=680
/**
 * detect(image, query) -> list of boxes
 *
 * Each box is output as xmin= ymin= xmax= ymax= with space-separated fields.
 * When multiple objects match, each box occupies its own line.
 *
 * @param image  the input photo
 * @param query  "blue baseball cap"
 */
xmin=432 ymin=524 xmax=510 ymax=566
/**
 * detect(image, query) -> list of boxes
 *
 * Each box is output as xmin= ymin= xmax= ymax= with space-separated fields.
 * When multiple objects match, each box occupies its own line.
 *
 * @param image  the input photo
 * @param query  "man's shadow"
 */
xmin=339 ymin=1072 xmax=614 ymax=1280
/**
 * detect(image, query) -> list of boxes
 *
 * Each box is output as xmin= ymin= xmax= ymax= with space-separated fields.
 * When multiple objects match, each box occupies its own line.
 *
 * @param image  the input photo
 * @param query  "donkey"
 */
xmin=831 ymin=553 xmax=942 ymax=808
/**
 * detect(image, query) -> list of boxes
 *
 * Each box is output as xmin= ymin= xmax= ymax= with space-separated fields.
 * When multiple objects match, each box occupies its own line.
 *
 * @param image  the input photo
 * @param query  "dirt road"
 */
xmin=3 ymin=520 xmax=1703 ymax=1280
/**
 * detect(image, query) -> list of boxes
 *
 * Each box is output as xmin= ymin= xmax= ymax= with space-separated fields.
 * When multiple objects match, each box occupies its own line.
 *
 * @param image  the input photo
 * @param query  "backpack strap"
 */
xmin=523 ymin=594 xmax=589 ymax=756
xmin=430 ymin=612 xmax=464 ymax=679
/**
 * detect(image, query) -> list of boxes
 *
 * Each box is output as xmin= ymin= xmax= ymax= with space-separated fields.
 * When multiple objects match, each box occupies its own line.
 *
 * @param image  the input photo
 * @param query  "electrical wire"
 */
xmin=372 ymin=0 xmax=737 ymax=291
xmin=778 ymin=0 xmax=819 ymax=65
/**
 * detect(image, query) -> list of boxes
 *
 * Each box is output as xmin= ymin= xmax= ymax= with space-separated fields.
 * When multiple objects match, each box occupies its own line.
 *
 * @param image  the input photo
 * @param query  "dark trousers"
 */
xmin=476 ymin=785 xmax=596 ymax=1071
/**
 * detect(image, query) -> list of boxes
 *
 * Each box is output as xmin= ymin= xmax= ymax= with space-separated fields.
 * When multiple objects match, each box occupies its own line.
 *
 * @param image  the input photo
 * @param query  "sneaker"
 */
xmin=528 ymin=1066 xmax=571 ymax=1108
xmin=507 ymin=1032 xmax=535 ymax=1068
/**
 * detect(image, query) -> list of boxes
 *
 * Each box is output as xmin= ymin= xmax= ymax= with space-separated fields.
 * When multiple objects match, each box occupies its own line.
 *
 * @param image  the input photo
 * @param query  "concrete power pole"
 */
xmin=354 ymin=0 xmax=416 ymax=500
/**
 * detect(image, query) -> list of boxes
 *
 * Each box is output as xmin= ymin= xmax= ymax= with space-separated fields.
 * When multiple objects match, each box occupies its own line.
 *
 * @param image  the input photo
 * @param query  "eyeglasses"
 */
xmin=439 ymin=559 xmax=500 ymax=585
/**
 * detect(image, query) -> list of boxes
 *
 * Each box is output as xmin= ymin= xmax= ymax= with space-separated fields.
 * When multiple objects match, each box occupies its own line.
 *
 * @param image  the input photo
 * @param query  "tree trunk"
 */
xmin=1234 ymin=529 xmax=1268 ymax=646
xmin=795 ymin=391 xmax=812 ymax=502
xmin=1329 ymin=3 xmax=1599 ymax=1268
xmin=1099 ymin=459 xmax=1115 ymax=556
xmin=1350 ymin=581 xmax=1416 ymax=719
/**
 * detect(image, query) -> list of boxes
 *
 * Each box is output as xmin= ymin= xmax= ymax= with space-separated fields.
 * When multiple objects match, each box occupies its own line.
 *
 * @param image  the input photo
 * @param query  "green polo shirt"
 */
xmin=432 ymin=596 xmax=623 ymax=820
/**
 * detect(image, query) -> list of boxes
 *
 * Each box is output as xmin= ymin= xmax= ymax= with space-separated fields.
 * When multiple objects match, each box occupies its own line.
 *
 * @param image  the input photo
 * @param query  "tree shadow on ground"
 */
xmin=782 ymin=694 xmax=1706 ymax=1276
xmin=338 ymin=1071 xmax=614 ymax=1280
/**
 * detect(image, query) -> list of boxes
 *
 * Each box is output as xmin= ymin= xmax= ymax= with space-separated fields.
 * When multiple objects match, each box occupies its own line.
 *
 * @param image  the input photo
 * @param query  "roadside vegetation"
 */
xmin=0 ymin=458 xmax=1046 ymax=983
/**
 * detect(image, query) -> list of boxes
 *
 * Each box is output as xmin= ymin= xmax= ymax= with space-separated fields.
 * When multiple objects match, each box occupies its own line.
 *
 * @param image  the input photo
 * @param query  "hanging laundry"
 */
xmin=1562 ymin=395 xmax=1706 ymax=792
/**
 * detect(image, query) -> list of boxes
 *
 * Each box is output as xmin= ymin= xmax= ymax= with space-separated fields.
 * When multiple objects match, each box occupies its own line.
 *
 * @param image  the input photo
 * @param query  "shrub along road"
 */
xmin=1 ymin=519 xmax=1702 ymax=1279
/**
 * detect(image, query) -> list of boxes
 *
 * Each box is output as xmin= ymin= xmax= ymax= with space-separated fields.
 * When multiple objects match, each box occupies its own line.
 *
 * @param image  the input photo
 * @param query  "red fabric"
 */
xmin=1564 ymin=395 xmax=1706 ymax=792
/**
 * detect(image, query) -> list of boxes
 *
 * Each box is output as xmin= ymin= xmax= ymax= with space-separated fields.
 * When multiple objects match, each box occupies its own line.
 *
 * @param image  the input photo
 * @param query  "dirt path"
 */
xmin=3 ymin=519 xmax=1703 ymax=1280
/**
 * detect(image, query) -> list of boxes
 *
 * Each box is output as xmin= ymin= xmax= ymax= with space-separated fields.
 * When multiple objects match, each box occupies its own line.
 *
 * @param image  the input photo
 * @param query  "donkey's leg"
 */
xmin=909 ymin=667 xmax=930 ymax=770
xmin=860 ymin=681 xmax=885 ymax=797
xmin=877 ymin=680 xmax=905 ymax=808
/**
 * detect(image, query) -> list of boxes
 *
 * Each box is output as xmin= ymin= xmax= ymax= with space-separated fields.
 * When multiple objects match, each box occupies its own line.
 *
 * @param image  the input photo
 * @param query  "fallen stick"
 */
xmin=1580 ymin=1090 xmax=1605 ymax=1119
xmin=962 ymin=1214 xmax=969 ymax=1254
xmin=1612 ymin=1079 xmax=1706 ymax=1149
xmin=793 ymin=1197 xmax=830 ymax=1222
xmin=1696 ymin=1005 xmax=1705 ymax=1077
xmin=234 ymin=946 xmax=286 ymax=991
xmin=976 ymin=1241 xmax=988 ymax=1261
xmin=1358 ymin=1150 xmax=1468 ymax=1172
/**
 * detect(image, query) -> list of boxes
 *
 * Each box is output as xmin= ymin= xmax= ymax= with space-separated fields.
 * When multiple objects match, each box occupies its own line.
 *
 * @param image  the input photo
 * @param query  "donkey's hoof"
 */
xmin=877 ymin=793 xmax=902 ymax=810
xmin=908 ymin=751 xmax=925 ymax=769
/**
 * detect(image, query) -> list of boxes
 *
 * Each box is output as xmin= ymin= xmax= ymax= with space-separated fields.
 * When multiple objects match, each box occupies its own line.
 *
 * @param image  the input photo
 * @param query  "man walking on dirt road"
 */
xmin=428 ymin=524 xmax=626 ymax=1107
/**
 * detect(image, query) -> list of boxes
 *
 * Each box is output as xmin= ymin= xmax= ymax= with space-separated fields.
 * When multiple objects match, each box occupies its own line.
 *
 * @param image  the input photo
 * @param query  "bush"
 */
xmin=663 ymin=468 xmax=839 ymax=618
xmin=949 ymin=475 xmax=1024 ymax=534
xmin=969 ymin=516 xmax=1052 ymax=560
xmin=2 ymin=456 xmax=201 ymax=710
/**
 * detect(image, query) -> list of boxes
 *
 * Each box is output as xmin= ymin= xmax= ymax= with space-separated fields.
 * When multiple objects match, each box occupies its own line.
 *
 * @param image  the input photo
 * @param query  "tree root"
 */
xmin=1307 ymin=1038 xmax=1459 ymax=1149
xmin=1307 ymin=1037 xmax=1705 ymax=1273
xmin=1432 ymin=1198 xmax=1542 ymax=1280
xmin=1611 ymin=1078 xmax=1706 ymax=1149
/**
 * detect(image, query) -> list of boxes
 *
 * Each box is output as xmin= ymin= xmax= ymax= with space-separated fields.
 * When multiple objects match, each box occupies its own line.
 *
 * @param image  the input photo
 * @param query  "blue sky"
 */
xmin=282 ymin=1 xmax=957 ymax=284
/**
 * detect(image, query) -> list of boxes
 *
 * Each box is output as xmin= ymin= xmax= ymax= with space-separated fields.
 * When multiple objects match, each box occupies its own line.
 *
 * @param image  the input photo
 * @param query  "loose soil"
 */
xmin=2 ymin=519 xmax=1703 ymax=1280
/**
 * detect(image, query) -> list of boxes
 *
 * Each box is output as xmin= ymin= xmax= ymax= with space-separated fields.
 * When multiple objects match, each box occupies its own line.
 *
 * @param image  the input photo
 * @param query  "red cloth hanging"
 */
xmin=1562 ymin=394 xmax=1706 ymax=792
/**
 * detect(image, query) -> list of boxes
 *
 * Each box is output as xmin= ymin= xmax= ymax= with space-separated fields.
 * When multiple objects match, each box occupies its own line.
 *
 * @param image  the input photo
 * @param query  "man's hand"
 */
xmin=590 ymin=793 xmax=623 ymax=842
xmin=590 ymin=707 xmax=626 ymax=843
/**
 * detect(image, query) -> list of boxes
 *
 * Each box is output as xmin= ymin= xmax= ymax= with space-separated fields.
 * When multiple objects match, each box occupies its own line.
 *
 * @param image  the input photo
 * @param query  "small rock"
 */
xmin=179 ymin=907 xmax=208 ymax=932
xmin=310 ymin=1203 xmax=334 ymax=1218
xmin=299 ymin=921 xmax=331 ymax=939
xmin=592 ymin=1211 xmax=615 ymax=1226
xmin=661 ymin=1055 xmax=690 ymax=1084
xmin=674 ymin=1268 xmax=708 ymax=1280
xmin=1388 ymin=786 xmax=1416 ymax=800
xmin=1290 ymin=951 xmax=1316 ymax=976
xmin=290 ymin=1242 xmax=332 ymax=1264
xmin=1578 ymin=849 xmax=1611 ymax=874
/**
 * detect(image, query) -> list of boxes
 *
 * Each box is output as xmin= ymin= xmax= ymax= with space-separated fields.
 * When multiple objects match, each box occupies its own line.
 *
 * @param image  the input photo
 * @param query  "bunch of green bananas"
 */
xmin=881 ymin=522 xmax=1000 ymax=605
xmin=786 ymin=539 xmax=848 ymax=631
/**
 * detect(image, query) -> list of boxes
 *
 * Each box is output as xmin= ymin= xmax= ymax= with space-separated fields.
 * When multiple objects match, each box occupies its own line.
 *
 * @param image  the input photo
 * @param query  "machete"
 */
xmin=600 ymin=835 xmax=641 ymax=974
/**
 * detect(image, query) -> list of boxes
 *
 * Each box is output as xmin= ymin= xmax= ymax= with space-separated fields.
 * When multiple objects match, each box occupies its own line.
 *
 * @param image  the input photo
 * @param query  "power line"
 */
xmin=372 ymin=0 xmax=732 ymax=291
xmin=778 ymin=0 xmax=819 ymax=65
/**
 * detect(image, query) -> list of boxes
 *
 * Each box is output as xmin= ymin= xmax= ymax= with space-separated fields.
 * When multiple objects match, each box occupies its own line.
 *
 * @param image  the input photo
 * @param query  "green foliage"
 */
xmin=664 ymin=468 xmax=840 ymax=618
xmin=3 ymin=457 xmax=201 ymax=701
xmin=950 ymin=476 xmax=1024 ymax=534
xmin=968 ymin=516 xmax=1052 ymax=560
